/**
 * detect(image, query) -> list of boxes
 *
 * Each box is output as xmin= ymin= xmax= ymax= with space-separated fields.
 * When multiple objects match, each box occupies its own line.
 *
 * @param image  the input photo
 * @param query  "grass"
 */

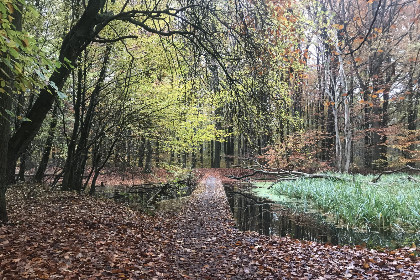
xmin=267 ymin=173 xmax=420 ymax=232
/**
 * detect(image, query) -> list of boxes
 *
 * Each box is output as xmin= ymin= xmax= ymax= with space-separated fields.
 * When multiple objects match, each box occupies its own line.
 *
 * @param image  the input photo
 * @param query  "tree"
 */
xmin=1 ymin=0 xmax=270 ymax=220
xmin=1 ymin=0 xmax=24 ymax=223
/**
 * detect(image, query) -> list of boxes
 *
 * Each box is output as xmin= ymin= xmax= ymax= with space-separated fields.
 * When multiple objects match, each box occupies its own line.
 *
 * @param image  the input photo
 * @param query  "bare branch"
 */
xmin=344 ymin=0 xmax=382 ymax=55
xmin=92 ymin=35 xmax=137 ymax=43
xmin=372 ymin=165 xmax=420 ymax=183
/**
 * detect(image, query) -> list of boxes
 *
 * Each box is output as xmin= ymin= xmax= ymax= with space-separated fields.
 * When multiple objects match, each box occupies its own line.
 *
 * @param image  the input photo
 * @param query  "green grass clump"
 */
xmin=271 ymin=173 xmax=420 ymax=232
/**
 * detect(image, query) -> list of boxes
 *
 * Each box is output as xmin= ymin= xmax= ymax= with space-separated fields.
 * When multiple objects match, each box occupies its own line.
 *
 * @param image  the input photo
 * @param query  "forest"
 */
xmin=0 ymin=0 xmax=419 ymax=278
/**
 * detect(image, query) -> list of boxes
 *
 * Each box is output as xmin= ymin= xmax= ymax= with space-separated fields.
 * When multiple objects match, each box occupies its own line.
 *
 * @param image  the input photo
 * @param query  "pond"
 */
xmin=224 ymin=182 xmax=420 ymax=249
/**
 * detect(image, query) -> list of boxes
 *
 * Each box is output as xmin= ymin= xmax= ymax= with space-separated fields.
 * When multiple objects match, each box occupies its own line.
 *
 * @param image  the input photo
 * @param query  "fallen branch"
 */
xmin=372 ymin=165 xmax=420 ymax=183
xmin=147 ymin=184 xmax=170 ymax=205
xmin=229 ymin=169 xmax=347 ymax=182
xmin=225 ymin=188 xmax=274 ymax=204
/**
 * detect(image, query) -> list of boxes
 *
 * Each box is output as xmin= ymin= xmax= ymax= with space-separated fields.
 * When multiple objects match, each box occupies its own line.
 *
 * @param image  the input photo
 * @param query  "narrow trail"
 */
xmin=167 ymin=176 xmax=249 ymax=278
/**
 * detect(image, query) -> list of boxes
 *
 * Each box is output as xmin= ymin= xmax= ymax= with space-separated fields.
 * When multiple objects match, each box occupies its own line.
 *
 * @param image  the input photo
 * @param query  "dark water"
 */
xmin=224 ymin=183 xmax=420 ymax=249
xmin=96 ymin=182 xmax=194 ymax=206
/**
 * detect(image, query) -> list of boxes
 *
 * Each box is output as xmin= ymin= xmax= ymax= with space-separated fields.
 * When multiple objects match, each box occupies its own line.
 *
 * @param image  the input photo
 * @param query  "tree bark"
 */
xmin=7 ymin=0 xmax=107 ymax=183
xmin=62 ymin=45 xmax=111 ymax=192
xmin=213 ymin=140 xmax=221 ymax=168
xmin=34 ymin=104 xmax=59 ymax=183
xmin=154 ymin=140 xmax=160 ymax=166
xmin=144 ymin=139 xmax=152 ymax=173
xmin=0 ymin=83 xmax=12 ymax=223
xmin=138 ymin=136 xmax=146 ymax=167
xmin=0 ymin=0 xmax=23 ymax=223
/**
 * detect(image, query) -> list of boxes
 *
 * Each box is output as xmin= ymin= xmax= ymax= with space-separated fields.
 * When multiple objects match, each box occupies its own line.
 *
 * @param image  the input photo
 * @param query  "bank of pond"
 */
xmin=224 ymin=173 xmax=420 ymax=250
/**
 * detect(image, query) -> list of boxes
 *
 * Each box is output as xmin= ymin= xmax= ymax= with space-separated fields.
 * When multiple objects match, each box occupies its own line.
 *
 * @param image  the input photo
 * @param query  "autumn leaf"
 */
xmin=363 ymin=262 xmax=370 ymax=269
xmin=22 ymin=38 xmax=29 ymax=48
xmin=6 ymin=2 xmax=14 ymax=13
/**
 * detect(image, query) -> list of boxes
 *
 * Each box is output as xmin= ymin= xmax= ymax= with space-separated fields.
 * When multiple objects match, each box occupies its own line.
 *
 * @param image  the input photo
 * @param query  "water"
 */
xmin=224 ymin=183 xmax=420 ymax=249
xmin=96 ymin=182 xmax=195 ymax=207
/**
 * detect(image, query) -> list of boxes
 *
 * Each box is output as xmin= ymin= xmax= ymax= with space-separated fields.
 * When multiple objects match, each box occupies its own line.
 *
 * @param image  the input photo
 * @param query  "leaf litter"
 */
xmin=0 ymin=173 xmax=418 ymax=279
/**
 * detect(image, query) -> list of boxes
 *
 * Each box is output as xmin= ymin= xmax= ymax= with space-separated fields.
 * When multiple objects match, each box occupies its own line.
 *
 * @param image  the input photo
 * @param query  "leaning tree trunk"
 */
xmin=6 ymin=0 xmax=107 ymax=183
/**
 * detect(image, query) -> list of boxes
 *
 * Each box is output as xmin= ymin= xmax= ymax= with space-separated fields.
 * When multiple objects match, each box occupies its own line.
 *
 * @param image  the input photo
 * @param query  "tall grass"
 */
xmin=271 ymin=173 xmax=420 ymax=232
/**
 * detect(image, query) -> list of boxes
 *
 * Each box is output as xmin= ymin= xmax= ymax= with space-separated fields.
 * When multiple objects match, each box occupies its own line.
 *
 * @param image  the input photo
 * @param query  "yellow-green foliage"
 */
xmin=110 ymin=32 xmax=225 ymax=154
xmin=0 ymin=0 xmax=51 ymax=96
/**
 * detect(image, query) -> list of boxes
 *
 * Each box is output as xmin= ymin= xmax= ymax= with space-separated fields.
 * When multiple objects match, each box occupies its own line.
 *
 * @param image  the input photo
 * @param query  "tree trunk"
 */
xmin=224 ymin=127 xmax=234 ymax=167
xmin=62 ymin=60 xmax=84 ymax=191
xmin=169 ymin=150 xmax=174 ymax=165
xmin=379 ymin=59 xmax=393 ymax=168
xmin=344 ymin=84 xmax=352 ymax=173
xmin=0 ymin=82 xmax=12 ymax=223
xmin=213 ymin=140 xmax=221 ymax=168
xmin=0 ymin=0 xmax=23 ymax=223
xmin=191 ymin=150 xmax=197 ymax=168
xmin=7 ymin=0 xmax=107 ymax=183
xmin=363 ymin=89 xmax=372 ymax=170
xmin=34 ymin=104 xmax=59 ymax=183
xmin=210 ymin=140 xmax=214 ymax=167
xmin=18 ymin=148 xmax=29 ymax=181
xmin=62 ymin=46 xmax=110 ymax=192
xmin=200 ymin=144 xmax=204 ymax=167
xmin=144 ymin=139 xmax=152 ymax=173
xmin=182 ymin=152 xmax=187 ymax=168
xmin=406 ymin=66 xmax=418 ymax=167
xmin=138 ymin=136 xmax=145 ymax=168
xmin=154 ymin=140 xmax=160 ymax=166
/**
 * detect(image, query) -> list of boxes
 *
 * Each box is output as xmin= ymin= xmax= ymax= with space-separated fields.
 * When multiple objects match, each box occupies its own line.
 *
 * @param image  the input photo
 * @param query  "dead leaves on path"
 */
xmin=0 ymin=181 xmax=419 ymax=279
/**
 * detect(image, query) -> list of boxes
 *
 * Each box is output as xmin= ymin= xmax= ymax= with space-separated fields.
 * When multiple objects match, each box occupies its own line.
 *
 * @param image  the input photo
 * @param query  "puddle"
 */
xmin=224 ymin=183 xmax=420 ymax=249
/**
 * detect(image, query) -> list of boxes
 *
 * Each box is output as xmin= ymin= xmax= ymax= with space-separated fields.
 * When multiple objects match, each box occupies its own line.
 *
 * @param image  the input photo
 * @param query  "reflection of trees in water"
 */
xmin=224 ymin=184 xmax=419 ymax=248
xmin=225 ymin=184 xmax=334 ymax=240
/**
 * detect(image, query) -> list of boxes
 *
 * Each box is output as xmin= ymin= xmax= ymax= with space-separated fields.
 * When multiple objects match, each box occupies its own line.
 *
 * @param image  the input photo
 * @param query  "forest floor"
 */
xmin=0 ymin=169 xmax=419 ymax=279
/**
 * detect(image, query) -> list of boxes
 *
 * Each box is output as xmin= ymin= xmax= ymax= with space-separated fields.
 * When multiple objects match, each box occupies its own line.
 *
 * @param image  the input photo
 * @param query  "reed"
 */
xmin=271 ymin=173 xmax=420 ymax=232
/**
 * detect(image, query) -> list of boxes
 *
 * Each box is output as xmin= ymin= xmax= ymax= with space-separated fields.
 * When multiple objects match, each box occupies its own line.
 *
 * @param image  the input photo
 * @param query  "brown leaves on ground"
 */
xmin=94 ymin=167 xmax=173 ymax=186
xmin=1 ymin=174 xmax=419 ymax=279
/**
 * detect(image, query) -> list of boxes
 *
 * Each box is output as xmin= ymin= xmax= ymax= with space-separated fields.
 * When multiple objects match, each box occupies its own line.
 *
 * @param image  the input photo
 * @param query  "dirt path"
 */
xmin=165 ymin=176 xmax=248 ymax=278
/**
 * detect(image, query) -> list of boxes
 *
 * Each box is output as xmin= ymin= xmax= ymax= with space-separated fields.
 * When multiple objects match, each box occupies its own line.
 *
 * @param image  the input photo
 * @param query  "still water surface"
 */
xmin=224 ymin=182 xmax=419 ymax=249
